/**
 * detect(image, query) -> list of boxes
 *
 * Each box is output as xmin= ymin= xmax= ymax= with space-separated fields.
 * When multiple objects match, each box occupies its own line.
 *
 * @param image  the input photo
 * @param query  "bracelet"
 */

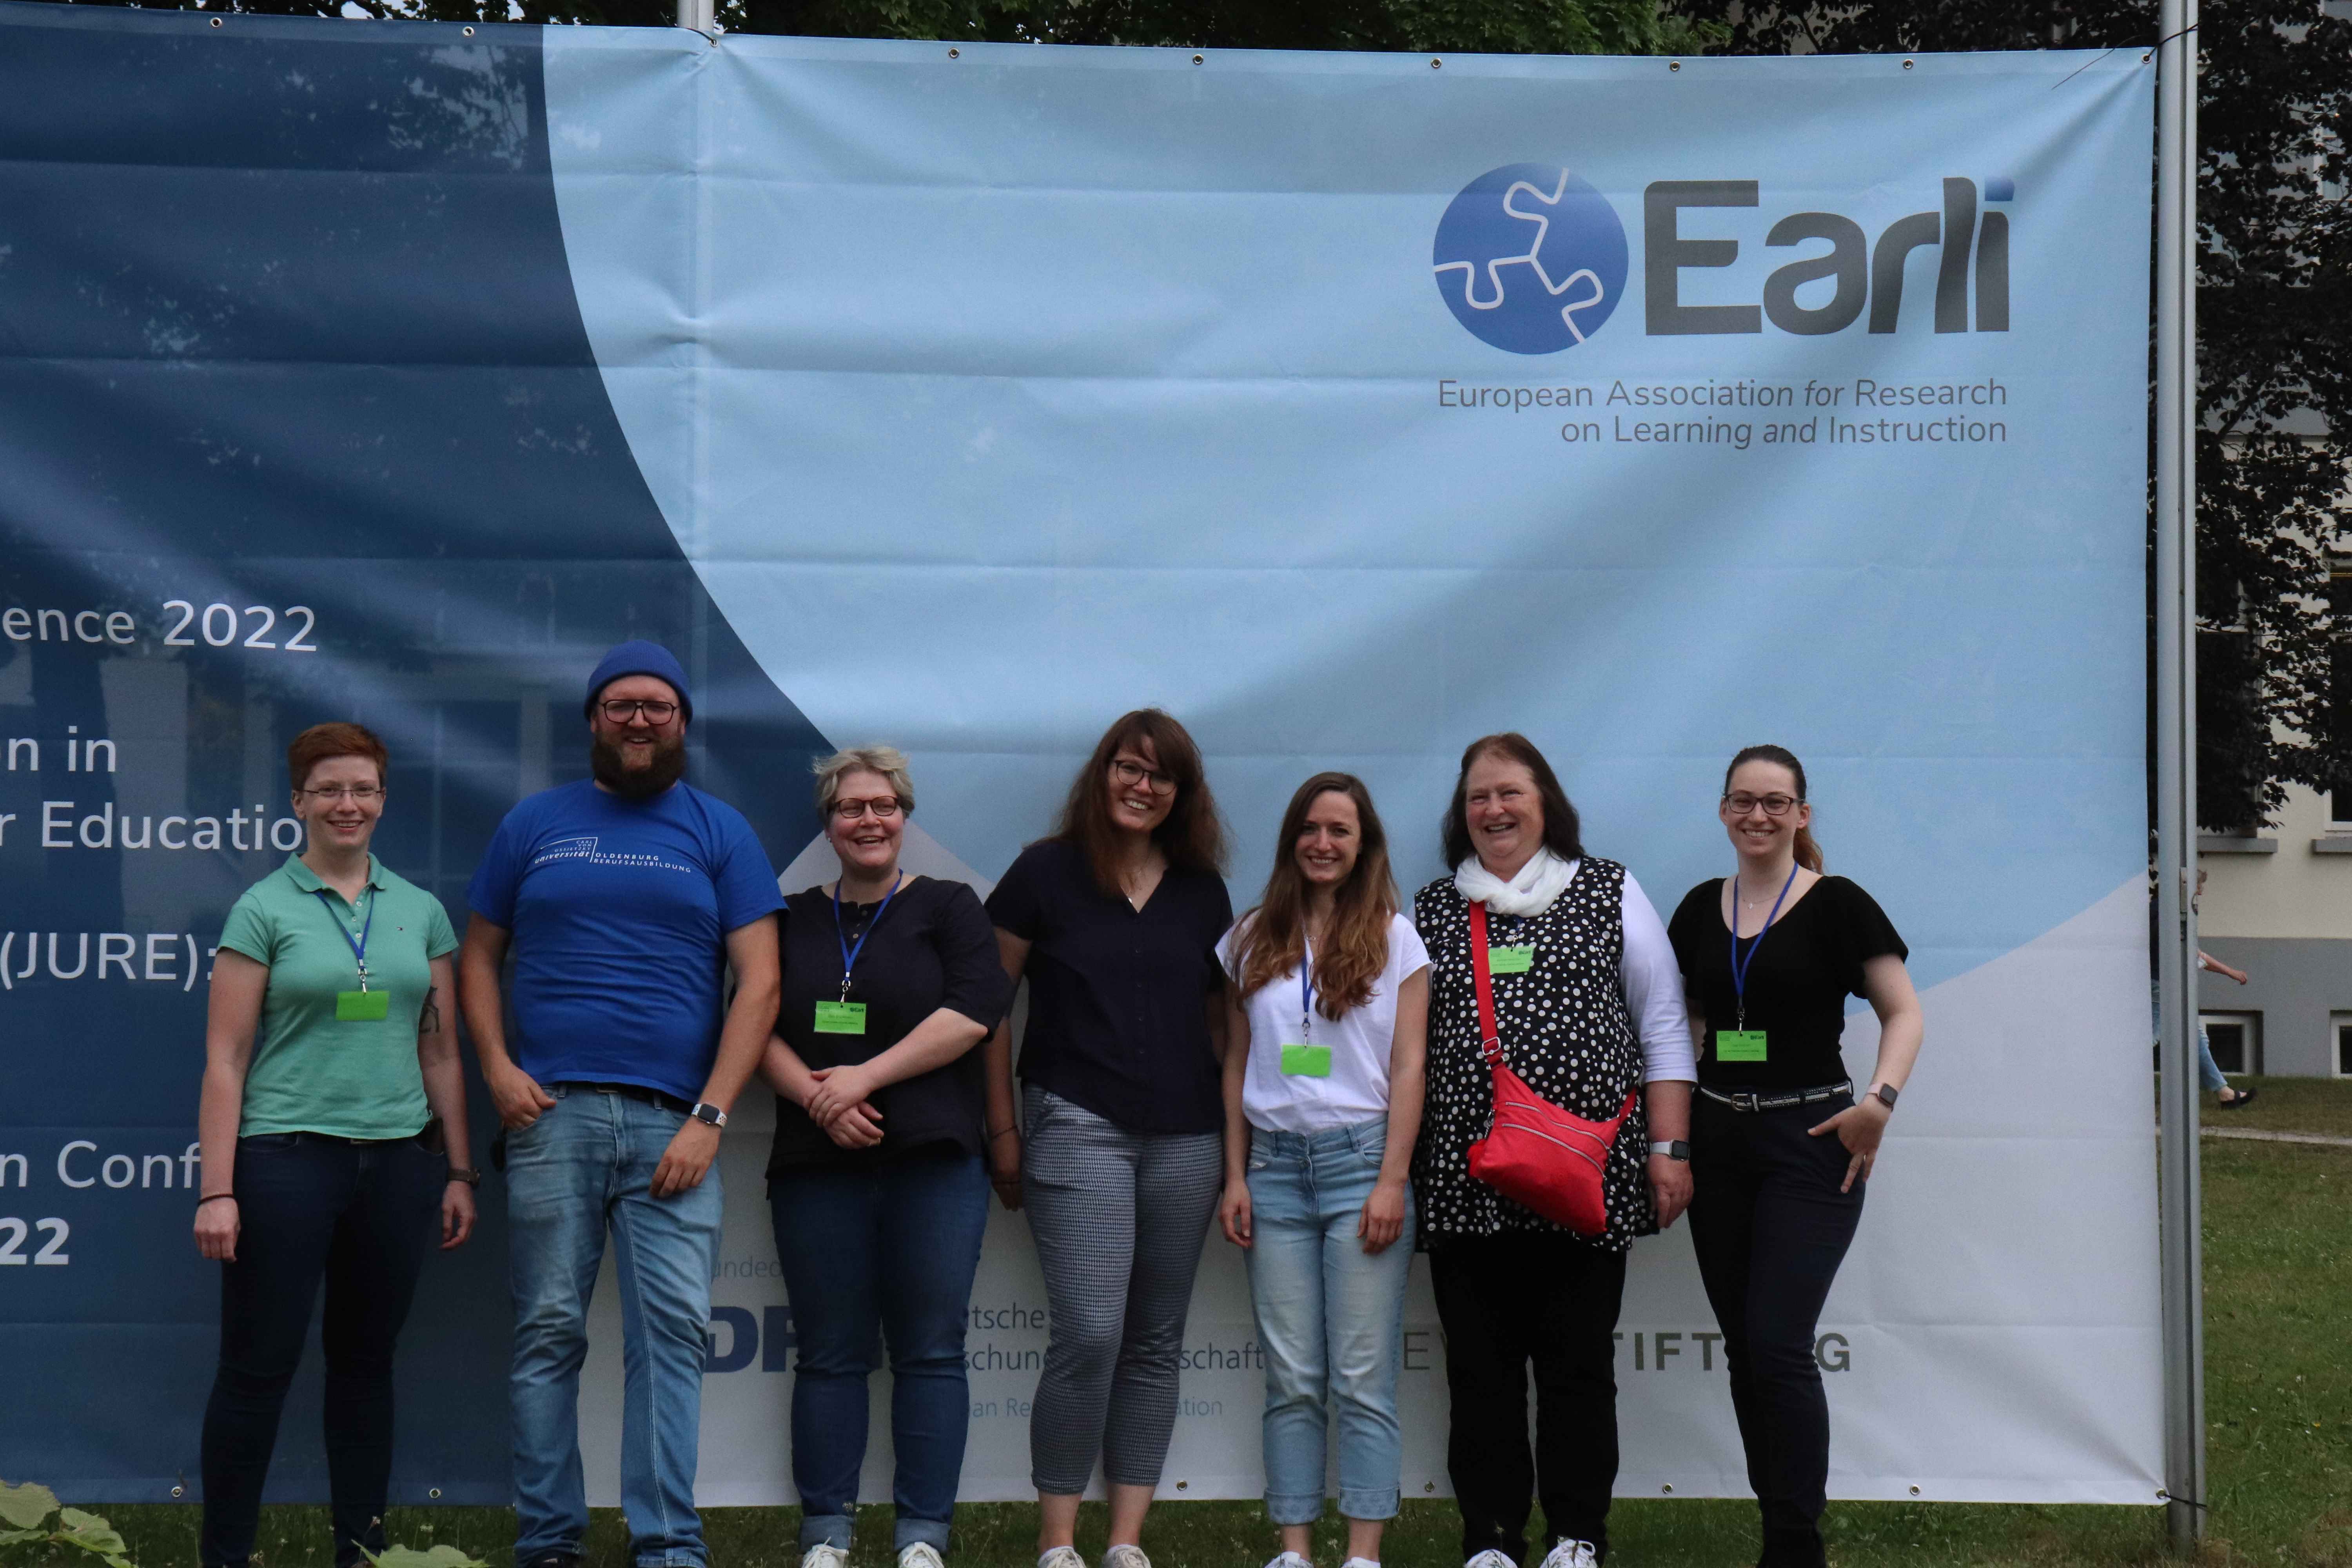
xmin=987 ymin=1127 xmax=1019 ymax=1142
xmin=196 ymin=1193 xmax=235 ymax=1207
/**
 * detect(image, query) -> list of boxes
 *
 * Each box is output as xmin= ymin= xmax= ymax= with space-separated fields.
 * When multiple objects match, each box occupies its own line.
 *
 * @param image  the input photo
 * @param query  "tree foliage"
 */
xmin=1679 ymin=0 xmax=2352 ymax=831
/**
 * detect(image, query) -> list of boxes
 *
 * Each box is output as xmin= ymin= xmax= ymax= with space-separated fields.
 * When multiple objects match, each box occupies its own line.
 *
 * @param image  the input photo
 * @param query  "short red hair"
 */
xmin=287 ymin=722 xmax=388 ymax=792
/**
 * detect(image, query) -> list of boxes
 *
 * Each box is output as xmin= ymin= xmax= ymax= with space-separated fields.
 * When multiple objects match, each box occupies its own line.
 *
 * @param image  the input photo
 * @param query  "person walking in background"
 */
xmin=1216 ymin=774 xmax=1428 ymax=1568
xmin=1665 ymin=744 xmax=1922 ymax=1568
xmin=2198 ymin=949 xmax=2257 ymax=1107
xmin=1413 ymin=733 xmax=1695 ymax=1568
xmin=458 ymin=641 xmax=782 ymax=1568
xmin=2193 ymin=869 xmax=2257 ymax=1108
xmin=981 ymin=710 xmax=1232 ymax=1568
xmin=193 ymin=722 xmax=477 ymax=1568
xmin=760 ymin=747 xmax=1010 ymax=1568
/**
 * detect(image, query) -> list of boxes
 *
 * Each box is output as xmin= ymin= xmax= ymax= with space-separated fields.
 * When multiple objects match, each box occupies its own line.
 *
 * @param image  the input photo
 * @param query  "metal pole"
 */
xmin=676 ymin=0 xmax=714 ymax=36
xmin=2154 ymin=0 xmax=2205 ymax=1549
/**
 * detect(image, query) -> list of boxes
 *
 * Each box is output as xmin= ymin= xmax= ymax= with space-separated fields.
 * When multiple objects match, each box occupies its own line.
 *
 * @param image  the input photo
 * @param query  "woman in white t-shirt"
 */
xmin=1218 ymin=772 xmax=1430 ymax=1568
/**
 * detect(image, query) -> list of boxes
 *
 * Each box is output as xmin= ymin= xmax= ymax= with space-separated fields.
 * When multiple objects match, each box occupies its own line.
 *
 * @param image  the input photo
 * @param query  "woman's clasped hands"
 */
xmin=803 ymin=1062 xmax=886 ymax=1148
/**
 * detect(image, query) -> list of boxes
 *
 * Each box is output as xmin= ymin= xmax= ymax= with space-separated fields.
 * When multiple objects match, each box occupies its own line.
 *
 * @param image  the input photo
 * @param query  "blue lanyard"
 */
xmin=1299 ymin=937 xmax=1315 ymax=1040
xmin=1727 ymin=865 xmax=1798 ymax=1031
xmin=312 ymin=884 xmax=377 ymax=990
xmin=831 ymin=872 xmax=903 ymax=1002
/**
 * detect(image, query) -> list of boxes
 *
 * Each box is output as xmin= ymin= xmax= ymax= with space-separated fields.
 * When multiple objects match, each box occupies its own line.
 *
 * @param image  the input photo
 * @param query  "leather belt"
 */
xmin=1699 ymin=1079 xmax=1853 ymax=1113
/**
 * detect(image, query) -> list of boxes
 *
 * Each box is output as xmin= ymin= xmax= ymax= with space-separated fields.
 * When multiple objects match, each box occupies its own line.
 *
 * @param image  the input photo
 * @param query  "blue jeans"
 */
xmin=1243 ymin=1118 xmax=1414 ymax=1524
xmin=505 ymin=1086 xmax=723 ymax=1568
xmin=768 ymin=1151 xmax=990 ymax=1553
xmin=2198 ymin=1025 xmax=2229 ymax=1093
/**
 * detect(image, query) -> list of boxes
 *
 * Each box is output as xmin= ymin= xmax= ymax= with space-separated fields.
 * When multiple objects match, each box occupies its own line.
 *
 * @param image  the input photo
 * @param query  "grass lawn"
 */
xmin=46 ymin=1078 xmax=2352 ymax=1566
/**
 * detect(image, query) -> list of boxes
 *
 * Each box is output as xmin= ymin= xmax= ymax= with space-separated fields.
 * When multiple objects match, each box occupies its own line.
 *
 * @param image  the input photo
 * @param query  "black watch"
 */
xmin=689 ymin=1102 xmax=728 ymax=1129
xmin=446 ymin=1167 xmax=482 ymax=1187
xmin=1648 ymin=1140 xmax=1690 ymax=1161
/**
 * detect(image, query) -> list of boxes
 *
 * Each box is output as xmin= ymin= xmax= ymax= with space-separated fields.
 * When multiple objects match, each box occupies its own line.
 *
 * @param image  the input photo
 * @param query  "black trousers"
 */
xmin=1686 ymin=1093 xmax=1866 ymax=1568
xmin=1429 ymin=1232 xmax=1629 ymax=1564
xmin=200 ymin=1132 xmax=441 ymax=1568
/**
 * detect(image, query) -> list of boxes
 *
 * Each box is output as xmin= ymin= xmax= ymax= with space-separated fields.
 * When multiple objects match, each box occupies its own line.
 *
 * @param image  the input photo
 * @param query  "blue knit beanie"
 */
xmin=585 ymin=639 xmax=693 ymax=722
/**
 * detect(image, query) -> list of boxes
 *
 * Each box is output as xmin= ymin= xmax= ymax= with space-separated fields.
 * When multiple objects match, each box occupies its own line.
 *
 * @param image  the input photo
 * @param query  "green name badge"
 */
xmin=1279 ymin=1043 xmax=1333 ymax=1078
xmin=815 ymin=1001 xmax=869 ymax=1035
xmin=1715 ymin=1029 xmax=1769 ymax=1062
xmin=336 ymin=989 xmax=390 ymax=1023
xmin=1488 ymin=944 xmax=1535 ymax=975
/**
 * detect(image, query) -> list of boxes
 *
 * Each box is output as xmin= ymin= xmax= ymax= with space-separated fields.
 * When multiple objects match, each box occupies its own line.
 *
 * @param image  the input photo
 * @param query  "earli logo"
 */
xmin=1432 ymin=165 xmax=1630 ymax=356
xmin=1435 ymin=169 xmax=2013 ymax=353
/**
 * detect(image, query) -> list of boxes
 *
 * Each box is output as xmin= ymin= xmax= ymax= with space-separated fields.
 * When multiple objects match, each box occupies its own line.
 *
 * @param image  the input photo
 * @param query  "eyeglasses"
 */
xmin=832 ymin=797 xmax=904 ymax=821
xmin=298 ymin=784 xmax=383 ymax=802
xmin=1109 ymin=758 xmax=1177 ymax=795
xmin=599 ymin=699 xmax=679 ymax=724
xmin=1722 ymin=792 xmax=1802 ymax=817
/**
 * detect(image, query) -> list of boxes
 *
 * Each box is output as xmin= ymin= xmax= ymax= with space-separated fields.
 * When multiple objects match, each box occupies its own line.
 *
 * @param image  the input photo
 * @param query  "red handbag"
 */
xmin=1464 ymin=900 xmax=1637 ymax=1236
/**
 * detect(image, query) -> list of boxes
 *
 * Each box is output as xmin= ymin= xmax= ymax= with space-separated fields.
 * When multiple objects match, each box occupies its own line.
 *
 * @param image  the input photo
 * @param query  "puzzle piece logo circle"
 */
xmin=1433 ymin=164 xmax=1628 ymax=355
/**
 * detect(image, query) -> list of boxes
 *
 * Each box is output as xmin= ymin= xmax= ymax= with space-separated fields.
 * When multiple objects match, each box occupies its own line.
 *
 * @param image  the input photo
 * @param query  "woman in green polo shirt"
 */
xmin=191 ymin=721 xmax=478 ymax=1568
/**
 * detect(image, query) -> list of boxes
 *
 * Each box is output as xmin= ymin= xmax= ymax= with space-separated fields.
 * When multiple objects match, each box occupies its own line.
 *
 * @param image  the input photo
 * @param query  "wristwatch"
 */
xmin=446 ymin=1166 xmax=483 ymax=1187
xmin=1869 ymin=1083 xmax=1899 ymax=1111
xmin=689 ymin=1102 xmax=729 ymax=1129
xmin=1648 ymin=1140 xmax=1689 ymax=1161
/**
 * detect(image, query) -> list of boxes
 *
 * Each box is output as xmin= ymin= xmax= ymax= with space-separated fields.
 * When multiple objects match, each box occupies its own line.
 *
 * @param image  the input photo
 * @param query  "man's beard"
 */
xmin=591 ymin=733 xmax=688 ymax=800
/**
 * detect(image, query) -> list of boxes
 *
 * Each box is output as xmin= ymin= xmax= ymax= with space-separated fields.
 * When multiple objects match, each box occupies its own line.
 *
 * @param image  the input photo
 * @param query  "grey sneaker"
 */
xmin=1538 ymin=1542 xmax=1599 ymax=1568
xmin=901 ymin=1546 xmax=948 ymax=1568
xmin=1465 ymin=1552 xmax=1517 ymax=1568
xmin=801 ymin=1546 xmax=851 ymax=1568
xmin=1267 ymin=1553 xmax=1314 ymax=1568
xmin=1039 ymin=1547 xmax=1089 ymax=1568
xmin=1102 ymin=1546 xmax=1153 ymax=1568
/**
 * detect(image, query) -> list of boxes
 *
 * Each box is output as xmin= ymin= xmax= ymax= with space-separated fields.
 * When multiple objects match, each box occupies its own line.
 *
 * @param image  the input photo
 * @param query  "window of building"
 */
xmin=2331 ymin=563 xmax=2352 ymax=827
xmin=2200 ymin=1012 xmax=2262 ymax=1076
xmin=2334 ymin=1014 xmax=2352 ymax=1078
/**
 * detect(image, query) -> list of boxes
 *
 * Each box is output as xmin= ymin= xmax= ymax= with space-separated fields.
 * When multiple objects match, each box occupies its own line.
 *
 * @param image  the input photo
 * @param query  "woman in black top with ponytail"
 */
xmin=1664 ymin=745 xmax=1923 ymax=1568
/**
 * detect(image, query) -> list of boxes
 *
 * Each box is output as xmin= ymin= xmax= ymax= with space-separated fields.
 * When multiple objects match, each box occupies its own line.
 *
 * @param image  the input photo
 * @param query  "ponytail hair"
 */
xmin=1724 ymin=744 xmax=1823 ymax=872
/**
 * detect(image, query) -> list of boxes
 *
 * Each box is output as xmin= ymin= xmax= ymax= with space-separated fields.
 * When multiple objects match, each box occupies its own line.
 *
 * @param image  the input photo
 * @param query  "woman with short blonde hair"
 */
xmin=761 ymin=746 xmax=1009 ymax=1568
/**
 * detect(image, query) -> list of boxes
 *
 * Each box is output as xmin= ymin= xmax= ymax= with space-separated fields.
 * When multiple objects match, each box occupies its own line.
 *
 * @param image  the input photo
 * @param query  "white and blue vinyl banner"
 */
xmin=0 ymin=2 xmax=2157 ymax=1509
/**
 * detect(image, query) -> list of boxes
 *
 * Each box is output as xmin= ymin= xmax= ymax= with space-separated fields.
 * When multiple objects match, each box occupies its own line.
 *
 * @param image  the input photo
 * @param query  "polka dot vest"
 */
xmin=1410 ymin=860 xmax=1654 ymax=1251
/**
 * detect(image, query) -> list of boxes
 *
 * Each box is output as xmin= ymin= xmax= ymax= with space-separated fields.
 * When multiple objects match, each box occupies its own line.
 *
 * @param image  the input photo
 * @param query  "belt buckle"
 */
xmin=1735 ymin=1090 xmax=1760 ymax=1113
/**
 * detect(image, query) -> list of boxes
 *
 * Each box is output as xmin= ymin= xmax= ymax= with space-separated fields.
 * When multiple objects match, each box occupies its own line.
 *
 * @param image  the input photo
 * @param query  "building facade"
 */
xmin=2198 ymin=782 xmax=2352 ymax=1078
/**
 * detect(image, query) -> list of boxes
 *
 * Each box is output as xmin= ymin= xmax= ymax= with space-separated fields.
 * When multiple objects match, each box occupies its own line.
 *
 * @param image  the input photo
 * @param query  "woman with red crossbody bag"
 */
xmin=1410 ymin=734 xmax=1696 ymax=1568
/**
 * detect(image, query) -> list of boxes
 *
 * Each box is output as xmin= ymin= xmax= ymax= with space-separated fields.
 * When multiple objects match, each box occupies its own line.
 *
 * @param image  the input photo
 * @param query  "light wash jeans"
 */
xmin=505 ymin=1085 xmax=723 ymax=1568
xmin=1243 ymin=1117 xmax=1414 ymax=1524
xmin=2198 ymin=1024 xmax=2230 ymax=1093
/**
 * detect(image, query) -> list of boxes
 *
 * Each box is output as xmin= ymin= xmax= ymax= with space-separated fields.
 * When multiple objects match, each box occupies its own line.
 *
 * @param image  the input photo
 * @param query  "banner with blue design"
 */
xmin=0 ymin=1 xmax=2156 ymax=1507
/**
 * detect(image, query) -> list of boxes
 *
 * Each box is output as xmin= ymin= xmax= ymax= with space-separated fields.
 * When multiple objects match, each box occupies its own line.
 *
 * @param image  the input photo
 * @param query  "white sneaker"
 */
xmin=801 ymin=1546 xmax=850 ymax=1568
xmin=1267 ymin=1553 xmax=1314 ymax=1568
xmin=1102 ymin=1546 xmax=1153 ymax=1568
xmin=1537 ymin=1542 xmax=1599 ymax=1568
xmin=1039 ymin=1548 xmax=1089 ymax=1568
xmin=902 ymin=1546 xmax=947 ymax=1568
xmin=1466 ymin=1552 xmax=1517 ymax=1568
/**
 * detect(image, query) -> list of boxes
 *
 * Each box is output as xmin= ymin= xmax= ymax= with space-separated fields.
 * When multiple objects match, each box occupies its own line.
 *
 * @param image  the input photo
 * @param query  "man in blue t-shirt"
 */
xmin=459 ymin=639 xmax=782 ymax=1568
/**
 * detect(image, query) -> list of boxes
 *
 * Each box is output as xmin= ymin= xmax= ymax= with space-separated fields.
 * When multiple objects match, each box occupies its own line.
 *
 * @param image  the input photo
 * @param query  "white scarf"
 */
xmin=1454 ymin=846 xmax=1578 ymax=917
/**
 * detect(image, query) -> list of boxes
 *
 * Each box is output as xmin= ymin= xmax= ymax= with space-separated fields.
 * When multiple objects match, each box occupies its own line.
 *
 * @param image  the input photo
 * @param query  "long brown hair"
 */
xmin=1233 ymin=773 xmax=1398 ymax=1019
xmin=1054 ymin=708 xmax=1227 ymax=896
xmin=1440 ymin=731 xmax=1584 ymax=868
xmin=1724 ymin=743 xmax=1824 ymax=872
